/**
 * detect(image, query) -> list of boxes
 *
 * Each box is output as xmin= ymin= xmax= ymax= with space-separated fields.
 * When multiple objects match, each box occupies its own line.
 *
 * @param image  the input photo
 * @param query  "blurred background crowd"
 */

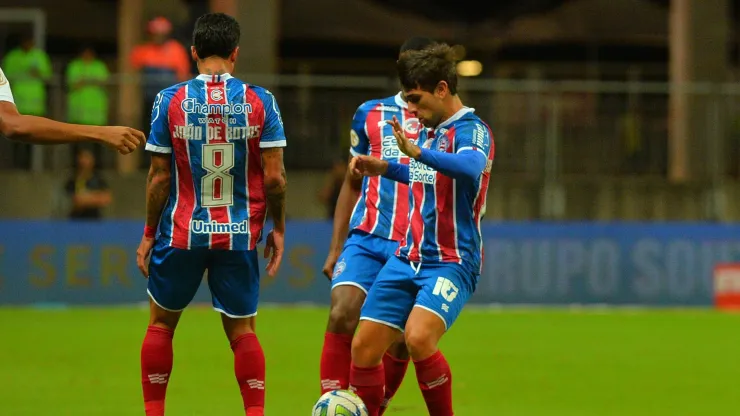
xmin=0 ymin=0 xmax=739 ymax=223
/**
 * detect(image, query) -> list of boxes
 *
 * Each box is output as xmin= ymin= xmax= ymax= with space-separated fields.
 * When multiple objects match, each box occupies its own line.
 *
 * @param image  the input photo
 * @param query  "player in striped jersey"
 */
xmin=134 ymin=14 xmax=286 ymax=416
xmin=348 ymin=43 xmax=494 ymax=415
xmin=319 ymin=38 xmax=436 ymax=412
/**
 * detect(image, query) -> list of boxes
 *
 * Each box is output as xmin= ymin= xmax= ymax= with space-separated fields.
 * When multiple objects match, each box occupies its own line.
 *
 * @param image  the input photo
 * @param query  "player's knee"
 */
xmin=351 ymin=330 xmax=378 ymax=366
xmin=404 ymin=326 xmax=437 ymax=360
xmin=327 ymin=302 xmax=361 ymax=335
xmin=327 ymin=287 xmax=364 ymax=334
xmin=386 ymin=337 xmax=410 ymax=361
xmin=221 ymin=315 xmax=255 ymax=342
xmin=149 ymin=300 xmax=181 ymax=330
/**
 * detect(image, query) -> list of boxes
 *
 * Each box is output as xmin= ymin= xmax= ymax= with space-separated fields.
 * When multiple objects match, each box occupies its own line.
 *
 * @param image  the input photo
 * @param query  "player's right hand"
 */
xmin=350 ymin=155 xmax=387 ymax=177
xmin=98 ymin=126 xmax=146 ymax=155
xmin=136 ymin=235 xmax=155 ymax=278
xmin=322 ymin=250 xmax=340 ymax=280
xmin=263 ymin=229 xmax=284 ymax=278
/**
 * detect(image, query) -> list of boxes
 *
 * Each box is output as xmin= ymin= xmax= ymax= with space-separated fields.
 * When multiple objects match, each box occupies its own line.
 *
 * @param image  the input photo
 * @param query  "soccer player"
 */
xmin=319 ymin=37 xmax=436 ymax=413
xmin=347 ymin=43 xmax=494 ymax=416
xmin=0 ymin=66 xmax=144 ymax=153
xmin=134 ymin=13 xmax=286 ymax=416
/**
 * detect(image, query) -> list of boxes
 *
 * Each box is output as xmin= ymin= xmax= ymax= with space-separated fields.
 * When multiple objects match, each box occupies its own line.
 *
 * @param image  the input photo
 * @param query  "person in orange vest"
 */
xmin=130 ymin=16 xmax=191 ymax=133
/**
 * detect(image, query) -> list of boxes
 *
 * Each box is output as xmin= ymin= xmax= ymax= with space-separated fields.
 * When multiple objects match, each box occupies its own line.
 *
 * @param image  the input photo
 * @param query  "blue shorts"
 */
xmin=360 ymin=256 xmax=477 ymax=331
xmin=331 ymin=230 xmax=399 ymax=294
xmin=147 ymin=239 xmax=260 ymax=318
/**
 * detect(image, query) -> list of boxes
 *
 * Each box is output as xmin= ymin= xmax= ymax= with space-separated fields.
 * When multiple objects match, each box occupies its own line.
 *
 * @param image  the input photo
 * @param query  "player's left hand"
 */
xmin=264 ymin=229 xmax=284 ymax=278
xmin=388 ymin=116 xmax=421 ymax=159
xmin=136 ymin=235 xmax=155 ymax=278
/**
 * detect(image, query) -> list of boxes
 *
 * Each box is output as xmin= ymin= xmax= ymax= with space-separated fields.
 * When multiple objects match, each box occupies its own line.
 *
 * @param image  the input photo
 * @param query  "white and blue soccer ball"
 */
xmin=312 ymin=389 xmax=369 ymax=416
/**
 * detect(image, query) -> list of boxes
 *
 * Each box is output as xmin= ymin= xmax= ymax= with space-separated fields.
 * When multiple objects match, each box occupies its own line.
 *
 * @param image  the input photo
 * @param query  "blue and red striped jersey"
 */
xmin=349 ymin=93 xmax=421 ymax=241
xmin=145 ymin=73 xmax=286 ymax=251
xmin=397 ymin=107 xmax=494 ymax=273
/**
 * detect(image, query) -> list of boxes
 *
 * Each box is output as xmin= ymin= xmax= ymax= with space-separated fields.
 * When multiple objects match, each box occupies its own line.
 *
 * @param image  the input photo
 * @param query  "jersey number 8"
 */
xmin=201 ymin=143 xmax=235 ymax=207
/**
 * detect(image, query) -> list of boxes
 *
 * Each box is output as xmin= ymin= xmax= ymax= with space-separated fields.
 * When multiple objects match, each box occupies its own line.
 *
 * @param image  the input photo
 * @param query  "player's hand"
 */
xmin=136 ymin=235 xmax=155 ymax=278
xmin=263 ymin=229 xmax=284 ymax=278
xmin=350 ymin=155 xmax=387 ymax=177
xmin=322 ymin=250 xmax=341 ymax=280
xmin=388 ymin=116 xmax=421 ymax=159
xmin=97 ymin=126 xmax=146 ymax=155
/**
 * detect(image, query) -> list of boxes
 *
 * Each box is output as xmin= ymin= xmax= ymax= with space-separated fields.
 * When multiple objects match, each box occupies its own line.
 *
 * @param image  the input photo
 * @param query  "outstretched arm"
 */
xmin=0 ymin=102 xmax=144 ymax=154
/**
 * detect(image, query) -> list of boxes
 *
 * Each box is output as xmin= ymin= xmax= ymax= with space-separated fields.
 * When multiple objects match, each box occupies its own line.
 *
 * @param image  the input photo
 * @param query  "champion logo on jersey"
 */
xmin=210 ymin=88 xmax=224 ymax=101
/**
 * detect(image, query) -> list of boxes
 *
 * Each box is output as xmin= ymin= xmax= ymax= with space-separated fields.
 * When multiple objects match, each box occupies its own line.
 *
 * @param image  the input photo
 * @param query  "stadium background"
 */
xmin=0 ymin=0 xmax=739 ymax=415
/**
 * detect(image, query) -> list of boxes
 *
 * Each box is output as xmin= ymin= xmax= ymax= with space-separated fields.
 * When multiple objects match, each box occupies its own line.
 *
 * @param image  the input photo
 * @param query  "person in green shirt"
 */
xmin=66 ymin=46 xmax=110 ymax=126
xmin=1 ymin=35 xmax=52 ymax=117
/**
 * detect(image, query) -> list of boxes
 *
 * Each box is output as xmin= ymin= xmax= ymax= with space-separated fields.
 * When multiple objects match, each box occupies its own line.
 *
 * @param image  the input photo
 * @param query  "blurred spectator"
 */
xmin=130 ymin=16 xmax=190 ymax=131
xmin=2 ymin=35 xmax=53 ymax=168
xmin=65 ymin=146 xmax=112 ymax=220
xmin=1 ymin=35 xmax=52 ymax=117
xmin=66 ymin=45 xmax=110 ymax=126
xmin=318 ymin=156 xmax=349 ymax=220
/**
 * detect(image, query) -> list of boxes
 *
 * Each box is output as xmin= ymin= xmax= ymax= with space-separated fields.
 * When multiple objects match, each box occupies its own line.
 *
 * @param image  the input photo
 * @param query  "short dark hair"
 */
xmin=192 ymin=13 xmax=240 ymax=59
xmin=399 ymin=37 xmax=437 ymax=55
xmin=397 ymin=43 xmax=458 ymax=95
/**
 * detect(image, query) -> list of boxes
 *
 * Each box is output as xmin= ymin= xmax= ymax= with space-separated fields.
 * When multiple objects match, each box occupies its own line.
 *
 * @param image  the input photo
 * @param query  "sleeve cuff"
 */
xmin=456 ymin=146 xmax=487 ymax=158
xmin=260 ymin=139 xmax=287 ymax=149
xmin=145 ymin=143 xmax=172 ymax=154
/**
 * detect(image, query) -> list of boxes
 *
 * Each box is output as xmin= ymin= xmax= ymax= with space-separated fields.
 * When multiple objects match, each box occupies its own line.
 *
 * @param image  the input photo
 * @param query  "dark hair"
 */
xmin=397 ymin=43 xmax=458 ymax=95
xmin=399 ymin=37 xmax=437 ymax=55
xmin=192 ymin=13 xmax=240 ymax=59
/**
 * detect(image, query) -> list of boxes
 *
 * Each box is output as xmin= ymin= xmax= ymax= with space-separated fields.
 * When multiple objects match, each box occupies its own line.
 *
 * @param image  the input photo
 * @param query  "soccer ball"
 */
xmin=312 ymin=389 xmax=369 ymax=416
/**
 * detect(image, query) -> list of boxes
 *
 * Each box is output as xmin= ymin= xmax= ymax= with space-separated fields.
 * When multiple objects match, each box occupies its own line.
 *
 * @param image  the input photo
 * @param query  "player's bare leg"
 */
xmin=321 ymin=285 xmax=365 ymax=393
xmin=141 ymin=299 xmax=182 ymax=416
xmin=405 ymin=307 xmax=453 ymax=416
xmin=222 ymin=314 xmax=265 ymax=416
xmin=350 ymin=320 xmax=401 ymax=416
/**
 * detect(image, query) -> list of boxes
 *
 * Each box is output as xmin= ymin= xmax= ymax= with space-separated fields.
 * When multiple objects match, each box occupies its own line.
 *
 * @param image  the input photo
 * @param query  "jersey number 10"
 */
xmin=201 ymin=143 xmax=235 ymax=207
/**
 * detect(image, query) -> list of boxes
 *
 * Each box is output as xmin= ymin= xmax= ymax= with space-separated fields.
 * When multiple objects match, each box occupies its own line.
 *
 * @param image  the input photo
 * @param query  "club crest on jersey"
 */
xmin=0 ymin=70 xmax=7 ymax=86
xmin=437 ymin=136 xmax=449 ymax=152
xmin=350 ymin=130 xmax=360 ymax=147
xmin=209 ymin=88 xmax=224 ymax=102
xmin=403 ymin=118 xmax=420 ymax=135
xmin=333 ymin=259 xmax=347 ymax=278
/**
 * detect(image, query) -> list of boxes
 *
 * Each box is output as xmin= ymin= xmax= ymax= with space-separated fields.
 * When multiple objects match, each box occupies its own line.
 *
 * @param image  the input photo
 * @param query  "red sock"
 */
xmin=320 ymin=332 xmax=353 ymax=393
xmin=379 ymin=353 xmax=410 ymax=415
xmin=141 ymin=325 xmax=174 ymax=416
xmin=231 ymin=333 xmax=265 ymax=415
xmin=414 ymin=351 xmax=454 ymax=416
xmin=349 ymin=363 xmax=385 ymax=416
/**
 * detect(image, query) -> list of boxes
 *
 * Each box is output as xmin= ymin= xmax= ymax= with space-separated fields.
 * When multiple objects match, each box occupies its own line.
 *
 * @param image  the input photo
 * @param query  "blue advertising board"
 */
xmin=0 ymin=221 xmax=737 ymax=306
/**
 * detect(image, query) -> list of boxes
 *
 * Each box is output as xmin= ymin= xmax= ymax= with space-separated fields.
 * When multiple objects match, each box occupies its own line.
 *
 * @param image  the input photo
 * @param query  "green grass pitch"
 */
xmin=0 ymin=306 xmax=738 ymax=415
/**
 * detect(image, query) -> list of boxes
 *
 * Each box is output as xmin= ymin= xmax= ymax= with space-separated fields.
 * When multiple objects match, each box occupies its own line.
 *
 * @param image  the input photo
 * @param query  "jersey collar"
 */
xmin=394 ymin=92 xmax=407 ymax=108
xmin=436 ymin=107 xmax=475 ymax=130
xmin=196 ymin=73 xmax=233 ymax=82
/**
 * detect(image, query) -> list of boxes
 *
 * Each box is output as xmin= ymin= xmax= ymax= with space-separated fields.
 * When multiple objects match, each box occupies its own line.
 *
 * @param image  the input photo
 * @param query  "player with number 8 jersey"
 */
xmin=135 ymin=13 xmax=286 ymax=416
xmin=146 ymin=73 xmax=284 ymax=250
